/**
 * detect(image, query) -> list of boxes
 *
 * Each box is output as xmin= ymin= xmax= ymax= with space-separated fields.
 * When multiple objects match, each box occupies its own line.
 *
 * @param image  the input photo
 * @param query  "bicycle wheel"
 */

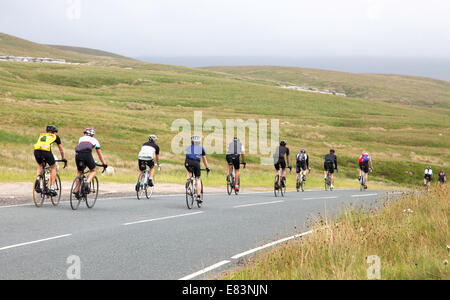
xmin=86 ymin=177 xmax=99 ymax=208
xmin=226 ymin=176 xmax=232 ymax=195
xmin=301 ymin=177 xmax=305 ymax=192
xmin=274 ymin=175 xmax=280 ymax=197
xmin=325 ymin=177 xmax=329 ymax=191
xmin=186 ymin=180 xmax=194 ymax=209
xmin=281 ymin=177 xmax=286 ymax=197
xmin=70 ymin=177 xmax=82 ymax=210
xmin=197 ymin=180 xmax=203 ymax=208
xmin=51 ymin=174 xmax=62 ymax=206
xmin=146 ymin=175 xmax=154 ymax=199
xmin=234 ymin=177 xmax=240 ymax=195
xmin=33 ymin=176 xmax=45 ymax=207
xmin=136 ymin=173 xmax=145 ymax=200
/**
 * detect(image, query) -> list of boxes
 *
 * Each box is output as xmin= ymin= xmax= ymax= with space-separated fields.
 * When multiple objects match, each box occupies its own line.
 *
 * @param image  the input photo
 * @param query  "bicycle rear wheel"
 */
xmin=86 ymin=177 xmax=99 ymax=208
xmin=226 ymin=176 xmax=232 ymax=195
xmin=136 ymin=173 xmax=145 ymax=200
xmin=33 ymin=176 xmax=45 ymax=207
xmin=197 ymin=180 xmax=204 ymax=208
xmin=186 ymin=180 xmax=194 ymax=209
xmin=51 ymin=174 xmax=62 ymax=206
xmin=301 ymin=178 xmax=305 ymax=192
xmin=146 ymin=175 xmax=154 ymax=199
xmin=281 ymin=178 xmax=286 ymax=197
xmin=274 ymin=175 xmax=280 ymax=197
xmin=70 ymin=177 xmax=82 ymax=210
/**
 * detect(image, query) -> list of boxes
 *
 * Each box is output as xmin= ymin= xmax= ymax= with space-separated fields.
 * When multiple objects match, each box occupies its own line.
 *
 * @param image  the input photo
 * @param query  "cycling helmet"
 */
xmin=46 ymin=125 xmax=58 ymax=133
xmin=233 ymin=137 xmax=240 ymax=142
xmin=148 ymin=134 xmax=157 ymax=142
xmin=301 ymin=148 xmax=306 ymax=153
xmin=427 ymin=166 xmax=431 ymax=169
xmin=280 ymin=140 xmax=287 ymax=146
xmin=191 ymin=135 xmax=201 ymax=145
xmin=330 ymin=149 xmax=335 ymax=154
xmin=84 ymin=128 xmax=95 ymax=137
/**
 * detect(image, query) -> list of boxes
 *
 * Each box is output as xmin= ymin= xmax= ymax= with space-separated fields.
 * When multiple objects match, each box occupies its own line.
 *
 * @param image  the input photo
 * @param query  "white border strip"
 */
xmin=179 ymin=260 xmax=231 ymax=280
xmin=123 ymin=211 xmax=204 ymax=226
xmin=351 ymin=193 xmax=378 ymax=198
xmin=231 ymin=230 xmax=313 ymax=260
xmin=303 ymin=196 xmax=338 ymax=200
xmin=233 ymin=200 xmax=284 ymax=208
xmin=0 ymin=234 xmax=72 ymax=251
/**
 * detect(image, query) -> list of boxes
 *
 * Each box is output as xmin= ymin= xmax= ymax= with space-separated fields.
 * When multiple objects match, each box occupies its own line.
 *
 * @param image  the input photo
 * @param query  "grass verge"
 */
xmin=222 ymin=185 xmax=449 ymax=280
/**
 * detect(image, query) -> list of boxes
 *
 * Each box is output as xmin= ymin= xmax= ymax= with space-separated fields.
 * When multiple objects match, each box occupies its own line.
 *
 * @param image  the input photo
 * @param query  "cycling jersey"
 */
xmin=185 ymin=145 xmax=206 ymax=162
xmin=138 ymin=141 xmax=160 ymax=161
xmin=359 ymin=154 xmax=370 ymax=163
xmin=75 ymin=136 xmax=101 ymax=153
xmin=34 ymin=133 xmax=61 ymax=152
xmin=296 ymin=153 xmax=309 ymax=169
xmin=324 ymin=154 xmax=337 ymax=170
xmin=226 ymin=141 xmax=245 ymax=156
xmin=424 ymin=169 xmax=433 ymax=176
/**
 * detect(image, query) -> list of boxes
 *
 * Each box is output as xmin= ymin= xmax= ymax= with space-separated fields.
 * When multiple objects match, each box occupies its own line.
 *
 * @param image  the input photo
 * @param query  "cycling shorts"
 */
xmin=139 ymin=159 xmax=155 ymax=171
xmin=324 ymin=161 xmax=334 ymax=174
xmin=274 ymin=158 xmax=286 ymax=171
xmin=185 ymin=160 xmax=201 ymax=178
xmin=296 ymin=161 xmax=307 ymax=173
xmin=226 ymin=154 xmax=241 ymax=170
xmin=34 ymin=150 xmax=56 ymax=166
xmin=76 ymin=152 xmax=96 ymax=172
xmin=359 ymin=162 xmax=369 ymax=173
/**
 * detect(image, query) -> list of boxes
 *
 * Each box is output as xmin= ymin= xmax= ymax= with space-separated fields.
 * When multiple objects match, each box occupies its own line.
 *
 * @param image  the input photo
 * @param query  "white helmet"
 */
xmin=148 ymin=135 xmax=157 ymax=142
xmin=84 ymin=128 xmax=95 ymax=137
xmin=191 ymin=135 xmax=201 ymax=145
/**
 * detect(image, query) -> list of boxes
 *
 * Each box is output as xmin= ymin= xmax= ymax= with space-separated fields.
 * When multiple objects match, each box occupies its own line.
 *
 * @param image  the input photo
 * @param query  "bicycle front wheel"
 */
xmin=51 ymin=174 xmax=62 ymax=206
xmin=197 ymin=180 xmax=204 ymax=208
xmin=274 ymin=175 xmax=280 ymax=197
xmin=146 ymin=175 xmax=154 ymax=199
xmin=281 ymin=178 xmax=286 ymax=197
xmin=86 ymin=177 xmax=99 ymax=208
xmin=186 ymin=180 xmax=194 ymax=209
xmin=70 ymin=177 xmax=82 ymax=210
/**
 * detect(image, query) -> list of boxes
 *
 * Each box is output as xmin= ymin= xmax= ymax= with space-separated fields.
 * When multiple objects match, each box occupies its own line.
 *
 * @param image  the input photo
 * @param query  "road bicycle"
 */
xmin=33 ymin=159 xmax=67 ymax=207
xmin=70 ymin=163 xmax=107 ymax=210
xmin=227 ymin=162 xmax=246 ymax=195
xmin=424 ymin=176 xmax=432 ymax=192
xmin=274 ymin=166 xmax=291 ymax=197
xmin=359 ymin=168 xmax=372 ymax=191
xmin=186 ymin=168 xmax=209 ymax=209
xmin=296 ymin=168 xmax=310 ymax=192
xmin=136 ymin=164 xmax=160 ymax=200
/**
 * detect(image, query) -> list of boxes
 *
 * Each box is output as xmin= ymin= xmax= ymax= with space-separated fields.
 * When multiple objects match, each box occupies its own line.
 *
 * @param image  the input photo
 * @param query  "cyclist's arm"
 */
xmin=96 ymin=148 xmax=106 ymax=166
xmin=155 ymin=154 xmax=160 ymax=166
xmin=306 ymin=156 xmax=310 ymax=169
xmin=57 ymin=144 xmax=66 ymax=160
xmin=202 ymin=155 xmax=209 ymax=169
xmin=369 ymin=158 xmax=373 ymax=169
xmin=241 ymin=153 xmax=245 ymax=163
xmin=334 ymin=157 xmax=338 ymax=169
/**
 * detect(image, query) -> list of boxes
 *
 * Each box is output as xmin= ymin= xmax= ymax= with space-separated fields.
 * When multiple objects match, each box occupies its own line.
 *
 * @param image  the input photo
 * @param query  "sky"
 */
xmin=1 ymin=0 xmax=449 ymax=59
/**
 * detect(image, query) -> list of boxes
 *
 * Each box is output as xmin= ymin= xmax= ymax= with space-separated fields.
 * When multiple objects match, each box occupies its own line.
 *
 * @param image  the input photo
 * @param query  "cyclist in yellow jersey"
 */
xmin=34 ymin=125 xmax=66 ymax=196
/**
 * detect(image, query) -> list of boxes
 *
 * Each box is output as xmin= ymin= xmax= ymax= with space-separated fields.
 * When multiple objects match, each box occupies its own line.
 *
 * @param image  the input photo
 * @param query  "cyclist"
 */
xmin=73 ymin=128 xmax=107 ymax=198
xmin=296 ymin=148 xmax=310 ymax=185
xmin=33 ymin=125 xmax=67 ymax=196
xmin=424 ymin=166 xmax=433 ymax=188
xmin=438 ymin=170 xmax=446 ymax=185
xmin=324 ymin=149 xmax=338 ymax=189
xmin=358 ymin=152 xmax=373 ymax=189
xmin=185 ymin=135 xmax=210 ymax=203
xmin=273 ymin=140 xmax=291 ymax=188
xmin=226 ymin=137 xmax=246 ymax=192
xmin=136 ymin=135 xmax=160 ymax=192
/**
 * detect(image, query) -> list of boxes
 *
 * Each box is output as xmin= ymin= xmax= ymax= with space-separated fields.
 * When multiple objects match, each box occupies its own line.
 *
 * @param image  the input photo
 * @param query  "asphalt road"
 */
xmin=0 ymin=188 xmax=401 ymax=280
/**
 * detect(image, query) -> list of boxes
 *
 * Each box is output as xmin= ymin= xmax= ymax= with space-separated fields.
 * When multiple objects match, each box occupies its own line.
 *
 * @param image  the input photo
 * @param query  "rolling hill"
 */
xmin=202 ymin=66 xmax=450 ymax=108
xmin=0 ymin=33 xmax=449 ymax=189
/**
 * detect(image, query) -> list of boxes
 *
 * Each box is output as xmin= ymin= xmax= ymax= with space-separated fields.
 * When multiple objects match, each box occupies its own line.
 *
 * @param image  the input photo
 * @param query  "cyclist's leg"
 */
xmin=74 ymin=170 xmax=83 ymax=193
xmin=234 ymin=157 xmax=240 ymax=188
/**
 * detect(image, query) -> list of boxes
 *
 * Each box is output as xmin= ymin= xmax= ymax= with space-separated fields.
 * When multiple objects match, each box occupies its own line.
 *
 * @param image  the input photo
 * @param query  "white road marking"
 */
xmin=179 ymin=260 xmax=231 ymax=280
xmin=0 ymin=234 xmax=72 ymax=252
xmin=123 ymin=211 xmax=204 ymax=226
xmin=233 ymin=200 xmax=284 ymax=208
xmin=351 ymin=193 xmax=378 ymax=198
xmin=231 ymin=230 xmax=313 ymax=260
xmin=303 ymin=196 xmax=338 ymax=200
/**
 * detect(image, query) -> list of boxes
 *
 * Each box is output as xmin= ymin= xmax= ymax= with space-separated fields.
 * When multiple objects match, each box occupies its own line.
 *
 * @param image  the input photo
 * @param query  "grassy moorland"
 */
xmin=203 ymin=66 xmax=450 ymax=109
xmin=0 ymin=33 xmax=449 ymax=190
xmin=222 ymin=185 xmax=449 ymax=280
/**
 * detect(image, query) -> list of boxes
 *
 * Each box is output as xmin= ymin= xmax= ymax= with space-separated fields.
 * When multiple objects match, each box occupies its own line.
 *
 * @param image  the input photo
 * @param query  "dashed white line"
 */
xmin=303 ymin=196 xmax=338 ymax=200
xmin=351 ymin=193 xmax=378 ymax=198
xmin=179 ymin=260 xmax=231 ymax=280
xmin=231 ymin=230 xmax=313 ymax=260
xmin=233 ymin=200 xmax=284 ymax=208
xmin=123 ymin=211 xmax=204 ymax=226
xmin=0 ymin=234 xmax=72 ymax=252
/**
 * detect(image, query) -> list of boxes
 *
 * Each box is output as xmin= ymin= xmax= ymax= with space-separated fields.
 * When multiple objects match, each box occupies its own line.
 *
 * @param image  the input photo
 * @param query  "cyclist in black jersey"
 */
xmin=273 ymin=140 xmax=291 ymax=188
xmin=323 ymin=149 xmax=338 ymax=189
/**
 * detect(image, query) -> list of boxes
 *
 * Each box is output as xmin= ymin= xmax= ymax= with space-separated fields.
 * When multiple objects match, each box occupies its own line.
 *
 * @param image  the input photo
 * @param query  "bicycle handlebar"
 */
xmin=96 ymin=164 xmax=108 ymax=174
xmin=55 ymin=159 xmax=68 ymax=169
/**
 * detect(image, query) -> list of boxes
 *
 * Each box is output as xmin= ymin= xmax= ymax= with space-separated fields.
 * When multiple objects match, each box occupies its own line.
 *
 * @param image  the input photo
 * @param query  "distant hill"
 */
xmin=48 ymin=45 xmax=130 ymax=60
xmin=202 ymin=66 xmax=450 ymax=108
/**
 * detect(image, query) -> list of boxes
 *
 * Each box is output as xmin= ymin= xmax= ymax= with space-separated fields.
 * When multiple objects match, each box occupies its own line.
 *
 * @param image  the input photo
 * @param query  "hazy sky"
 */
xmin=1 ymin=0 xmax=449 ymax=58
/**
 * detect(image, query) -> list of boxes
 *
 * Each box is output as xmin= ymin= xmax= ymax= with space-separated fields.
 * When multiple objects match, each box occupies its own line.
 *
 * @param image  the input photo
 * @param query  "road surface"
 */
xmin=0 ymin=188 xmax=400 ymax=279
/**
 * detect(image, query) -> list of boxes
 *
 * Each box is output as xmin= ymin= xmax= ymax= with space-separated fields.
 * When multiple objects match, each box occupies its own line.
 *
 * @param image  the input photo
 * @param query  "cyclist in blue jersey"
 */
xmin=185 ymin=135 xmax=210 ymax=203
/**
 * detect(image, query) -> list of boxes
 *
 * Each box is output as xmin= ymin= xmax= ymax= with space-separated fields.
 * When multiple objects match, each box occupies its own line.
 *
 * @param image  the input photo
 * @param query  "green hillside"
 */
xmin=0 ymin=34 xmax=449 ymax=189
xmin=202 ymin=66 xmax=450 ymax=109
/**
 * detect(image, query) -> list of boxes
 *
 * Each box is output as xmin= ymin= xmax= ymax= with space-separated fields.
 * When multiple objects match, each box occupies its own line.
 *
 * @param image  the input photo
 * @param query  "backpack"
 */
xmin=363 ymin=154 xmax=370 ymax=162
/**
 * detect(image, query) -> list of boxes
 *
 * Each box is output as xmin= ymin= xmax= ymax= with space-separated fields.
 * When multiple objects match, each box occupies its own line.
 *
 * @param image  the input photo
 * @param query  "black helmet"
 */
xmin=330 ymin=149 xmax=335 ymax=154
xmin=46 ymin=125 xmax=58 ymax=133
xmin=280 ymin=140 xmax=287 ymax=146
